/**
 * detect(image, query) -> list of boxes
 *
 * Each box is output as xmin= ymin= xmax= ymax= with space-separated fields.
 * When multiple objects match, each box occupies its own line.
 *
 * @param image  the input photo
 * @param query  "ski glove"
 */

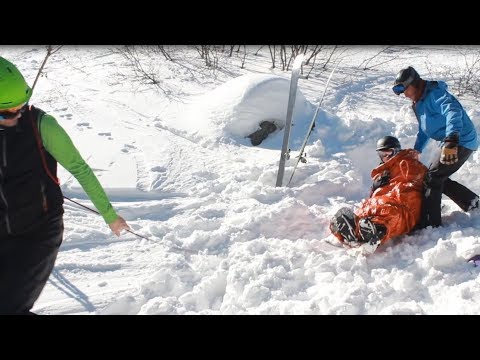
xmin=370 ymin=170 xmax=390 ymax=195
xmin=440 ymin=133 xmax=459 ymax=165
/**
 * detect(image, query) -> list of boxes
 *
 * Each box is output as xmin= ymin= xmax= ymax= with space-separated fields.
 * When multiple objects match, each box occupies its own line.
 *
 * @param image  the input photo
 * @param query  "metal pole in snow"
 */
xmin=276 ymin=54 xmax=304 ymax=187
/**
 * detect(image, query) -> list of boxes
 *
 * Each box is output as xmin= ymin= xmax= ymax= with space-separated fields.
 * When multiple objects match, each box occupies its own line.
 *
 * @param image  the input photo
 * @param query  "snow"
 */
xmin=2 ymin=45 xmax=480 ymax=315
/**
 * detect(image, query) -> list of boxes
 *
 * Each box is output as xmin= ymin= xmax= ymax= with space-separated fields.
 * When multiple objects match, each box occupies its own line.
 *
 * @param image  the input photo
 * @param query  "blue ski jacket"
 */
xmin=413 ymin=80 xmax=478 ymax=152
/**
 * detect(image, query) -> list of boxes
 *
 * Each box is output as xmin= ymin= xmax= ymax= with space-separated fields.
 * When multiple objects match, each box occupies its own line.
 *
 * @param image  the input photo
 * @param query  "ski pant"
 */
xmin=420 ymin=146 xmax=478 ymax=228
xmin=0 ymin=214 xmax=63 ymax=315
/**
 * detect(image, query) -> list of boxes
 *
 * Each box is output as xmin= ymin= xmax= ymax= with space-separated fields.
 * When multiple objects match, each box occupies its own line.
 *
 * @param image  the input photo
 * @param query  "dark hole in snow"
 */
xmin=246 ymin=121 xmax=277 ymax=146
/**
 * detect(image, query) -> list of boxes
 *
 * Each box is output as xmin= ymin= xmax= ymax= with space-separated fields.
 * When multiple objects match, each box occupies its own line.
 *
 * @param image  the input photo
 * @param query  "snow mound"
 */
xmin=178 ymin=73 xmax=312 ymax=145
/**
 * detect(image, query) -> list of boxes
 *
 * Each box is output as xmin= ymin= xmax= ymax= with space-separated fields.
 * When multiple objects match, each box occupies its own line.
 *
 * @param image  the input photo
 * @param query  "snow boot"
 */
xmin=330 ymin=207 xmax=358 ymax=243
xmin=358 ymin=218 xmax=387 ymax=245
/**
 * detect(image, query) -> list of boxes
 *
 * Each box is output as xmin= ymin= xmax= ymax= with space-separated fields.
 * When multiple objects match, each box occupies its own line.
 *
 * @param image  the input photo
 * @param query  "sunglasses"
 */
xmin=0 ymin=104 xmax=27 ymax=120
xmin=392 ymin=83 xmax=408 ymax=95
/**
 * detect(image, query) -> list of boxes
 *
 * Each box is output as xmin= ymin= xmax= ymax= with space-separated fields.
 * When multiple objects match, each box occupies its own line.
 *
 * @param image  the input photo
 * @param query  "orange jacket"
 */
xmin=354 ymin=149 xmax=427 ymax=244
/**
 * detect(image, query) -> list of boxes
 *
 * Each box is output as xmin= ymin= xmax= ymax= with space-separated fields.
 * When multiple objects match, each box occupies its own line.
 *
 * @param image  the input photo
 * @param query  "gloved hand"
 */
xmin=373 ymin=170 xmax=390 ymax=188
xmin=370 ymin=170 xmax=390 ymax=195
xmin=440 ymin=134 xmax=459 ymax=165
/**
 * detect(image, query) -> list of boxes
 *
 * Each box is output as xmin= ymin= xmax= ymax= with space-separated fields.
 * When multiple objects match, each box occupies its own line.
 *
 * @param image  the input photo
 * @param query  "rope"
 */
xmin=63 ymin=196 xmax=200 ymax=255
xmin=64 ymin=195 xmax=150 ymax=241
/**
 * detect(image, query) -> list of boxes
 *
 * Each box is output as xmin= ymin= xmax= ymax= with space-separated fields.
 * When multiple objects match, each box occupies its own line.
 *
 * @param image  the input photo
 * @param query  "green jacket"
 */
xmin=40 ymin=114 xmax=118 ymax=224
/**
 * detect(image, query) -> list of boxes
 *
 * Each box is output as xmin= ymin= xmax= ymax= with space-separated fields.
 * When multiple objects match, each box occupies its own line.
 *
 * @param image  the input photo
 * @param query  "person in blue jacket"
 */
xmin=393 ymin=66 xmax=479 ymax=228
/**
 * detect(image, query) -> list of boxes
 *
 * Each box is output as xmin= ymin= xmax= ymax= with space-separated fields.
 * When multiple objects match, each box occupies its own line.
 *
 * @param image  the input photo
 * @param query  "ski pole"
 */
xmin=286 ymin=60 xmax=340 ymax=186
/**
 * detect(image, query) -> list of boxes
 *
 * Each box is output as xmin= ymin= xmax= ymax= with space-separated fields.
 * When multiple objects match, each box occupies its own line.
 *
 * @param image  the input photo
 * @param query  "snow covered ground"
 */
xmin=2 ymin=45 xmax=480 ymax=314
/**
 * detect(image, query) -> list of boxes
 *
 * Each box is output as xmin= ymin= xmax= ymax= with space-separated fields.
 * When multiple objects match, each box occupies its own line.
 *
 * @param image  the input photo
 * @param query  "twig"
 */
xmin=31 ymin=45 xmax=64 ymax=93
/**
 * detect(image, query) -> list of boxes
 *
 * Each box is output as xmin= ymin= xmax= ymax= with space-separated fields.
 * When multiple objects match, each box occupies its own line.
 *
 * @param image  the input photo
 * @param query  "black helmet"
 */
xmin=376 ymin=136 xmax=401 ymax=162
xmin=392 ymin=66 xmax=420 ymax=95
xmin=376 ymin=136 xmax=401 ymax=151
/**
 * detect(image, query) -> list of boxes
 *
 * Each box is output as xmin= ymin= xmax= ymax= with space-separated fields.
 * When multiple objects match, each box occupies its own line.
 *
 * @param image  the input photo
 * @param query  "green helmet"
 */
xmin=0 ymin=56 xmax=32 ymax=110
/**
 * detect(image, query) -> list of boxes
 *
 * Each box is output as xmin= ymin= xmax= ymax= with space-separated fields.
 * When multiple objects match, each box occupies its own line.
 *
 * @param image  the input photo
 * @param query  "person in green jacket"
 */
xmin=0 ymin=56 xmax=130 ymax=314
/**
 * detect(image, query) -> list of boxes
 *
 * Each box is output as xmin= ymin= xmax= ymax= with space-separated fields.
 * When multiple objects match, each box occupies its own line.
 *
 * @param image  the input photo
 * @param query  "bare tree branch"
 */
xmin=268 ymin=45 xmax=276 ymax=69
xmin=31 ymin=45 xmax=64 ymax=93
xmin=254 ymin=45 xmax=265 ymax=56
xmin=238 ymin=45 xmax=247 ymax=69
xmin=357 ymin=46 xmax=397 ymax=70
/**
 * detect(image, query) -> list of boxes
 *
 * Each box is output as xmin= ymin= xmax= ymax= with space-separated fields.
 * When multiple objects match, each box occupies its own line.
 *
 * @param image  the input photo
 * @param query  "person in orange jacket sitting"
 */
xmin=330 ymin=136 xmax=428 ymax=253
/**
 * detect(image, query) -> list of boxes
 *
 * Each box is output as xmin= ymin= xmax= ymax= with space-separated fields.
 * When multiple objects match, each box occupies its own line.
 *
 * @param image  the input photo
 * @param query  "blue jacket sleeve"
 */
xmin=432 ymin=90 xmax=463 ymax=139
xmin=414 ymin=127 xmax=429 ymax=152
